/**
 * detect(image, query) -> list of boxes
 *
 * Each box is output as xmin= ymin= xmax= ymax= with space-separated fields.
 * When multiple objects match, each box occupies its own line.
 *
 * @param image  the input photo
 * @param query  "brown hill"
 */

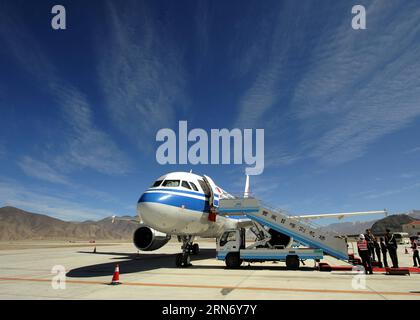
xmin=0 ymin=206 xmax=139 ymax=241
xmin=371 ymin=214 xmax=416 ymax=234
xmin=319 ymin=214 xmax=419 ymax=236
xmin=319 ymin=219 xmax=378 ymax=235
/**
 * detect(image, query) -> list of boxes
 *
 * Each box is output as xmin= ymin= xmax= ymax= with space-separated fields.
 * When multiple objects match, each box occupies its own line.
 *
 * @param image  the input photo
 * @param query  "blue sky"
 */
xmin=0 ymin=0 xmax=419 ymax=223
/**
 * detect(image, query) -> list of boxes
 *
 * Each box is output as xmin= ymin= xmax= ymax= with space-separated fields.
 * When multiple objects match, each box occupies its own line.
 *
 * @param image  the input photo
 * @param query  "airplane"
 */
xmin=134 ymin=171 xmax=387 ymax=267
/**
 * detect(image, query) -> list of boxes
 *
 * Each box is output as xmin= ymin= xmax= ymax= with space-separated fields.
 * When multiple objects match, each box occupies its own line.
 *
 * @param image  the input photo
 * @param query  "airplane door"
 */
xmin=203 ymin=175 xmax=219 ymax=207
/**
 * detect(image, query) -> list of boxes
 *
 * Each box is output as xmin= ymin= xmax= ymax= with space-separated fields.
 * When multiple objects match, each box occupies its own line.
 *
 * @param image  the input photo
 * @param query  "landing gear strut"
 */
xmin=175 ymin=236 xmax=195 ymax=268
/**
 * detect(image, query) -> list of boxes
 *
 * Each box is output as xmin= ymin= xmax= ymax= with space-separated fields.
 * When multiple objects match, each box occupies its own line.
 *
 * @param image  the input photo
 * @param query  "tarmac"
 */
xmin=0 ymin=240 xmax=420 ymax=300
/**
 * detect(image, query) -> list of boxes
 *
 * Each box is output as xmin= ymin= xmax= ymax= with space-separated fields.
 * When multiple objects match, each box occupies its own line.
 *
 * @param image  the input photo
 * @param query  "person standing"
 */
xmin=357 ymin=234 xmax=373 ymax=274
xmin=385 ymin=229 xmax=399 ymax=268
xmin=411 ymin=238 xmax=420 ymax=267
xmin=373 ymin=237 xmax=382 ymax=266
xmin=364 ymin=229 xmax=376 ymax=261
xmin=380 ymin=237 xmax=388 ymax=268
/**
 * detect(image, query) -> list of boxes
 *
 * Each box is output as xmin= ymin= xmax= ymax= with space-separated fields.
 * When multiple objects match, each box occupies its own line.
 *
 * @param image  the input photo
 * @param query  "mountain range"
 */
xmin=0 ymin=206 xmax=418 ymax=241
xmin=0 ymin=206 xmax=138 ymax=241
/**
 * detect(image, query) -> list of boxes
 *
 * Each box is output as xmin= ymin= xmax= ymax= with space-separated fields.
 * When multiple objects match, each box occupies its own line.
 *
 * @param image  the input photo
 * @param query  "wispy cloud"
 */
xmin=264 ymin=146 xmax=302 ymax=169
xmin=234 ymin=3 xmax=317 ymax=129
xmin=398 ymin=172 xmax=420 ymax=179
xmin=98 ymin=0 xmax=188 ymax=153
xmin=0 ymin=179 xmax=117 ymax=221
xmin=291 ymin=2 xmax=420 ymax=164
xmin=405 ymin=146 xmax=420 ymax=154
xmin=234 ymin=3 xmax=290 ymax=128
xmin=363 ymin=182 xmax=420 ymax=200
xmin=233 ymin=2 xmax=420 ymax=167
xmin=193 ymin=0 xmax=211 ymax=74
xmin=50 ymin=84 xmax=131 ymax=175
xmin=18 ymin=156 xmax=70 ymax=185
xmin=0 ymin=144 xmax=5 ymax=159
xmin=0 ymin=6 xmax=130 ymax=176
xmin=231 ymin=3 xmax=319 ymax=169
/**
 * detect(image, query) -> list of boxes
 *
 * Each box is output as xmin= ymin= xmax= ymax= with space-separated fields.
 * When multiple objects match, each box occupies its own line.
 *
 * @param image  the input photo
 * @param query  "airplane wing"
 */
xmin=217 ymin=187 xmax=236 ymax=199
xmin=291 ymin=210 xmax=388 ymax=220
xmin=111 ymin=215 xmax=141 ymax=224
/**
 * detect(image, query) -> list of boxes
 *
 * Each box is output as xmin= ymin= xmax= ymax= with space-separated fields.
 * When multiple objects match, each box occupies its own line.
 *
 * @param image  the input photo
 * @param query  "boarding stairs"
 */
xmin=218 ymin=197 xmax=349 ymax=261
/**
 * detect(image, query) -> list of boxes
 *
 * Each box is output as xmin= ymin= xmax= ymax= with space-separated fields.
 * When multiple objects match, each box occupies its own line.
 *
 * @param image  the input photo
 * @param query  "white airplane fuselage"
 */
xmin=137 ymin=172 xmax=238 ymax=237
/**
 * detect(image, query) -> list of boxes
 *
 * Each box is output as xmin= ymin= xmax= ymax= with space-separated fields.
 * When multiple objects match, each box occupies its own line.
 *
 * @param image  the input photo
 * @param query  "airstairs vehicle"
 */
xmin=216 ymin=197 xmax=350 ymax=269
xmin=217 ymin=227 xmax=324 ymax=269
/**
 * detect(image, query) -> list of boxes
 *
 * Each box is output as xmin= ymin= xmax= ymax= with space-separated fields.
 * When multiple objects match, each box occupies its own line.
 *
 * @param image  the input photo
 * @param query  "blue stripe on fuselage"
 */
xmin=138 ymin=192 xmax=211 ymax=213
xmin=224 ymin=215 xmax=250 ymax=220
xmin=145 ymin=187 xmax=220 ymax=199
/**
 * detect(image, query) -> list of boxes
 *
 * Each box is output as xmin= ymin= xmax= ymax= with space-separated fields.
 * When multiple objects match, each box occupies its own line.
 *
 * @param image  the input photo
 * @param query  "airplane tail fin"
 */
xmin=244 ymin=174 xmax=250 ymax=198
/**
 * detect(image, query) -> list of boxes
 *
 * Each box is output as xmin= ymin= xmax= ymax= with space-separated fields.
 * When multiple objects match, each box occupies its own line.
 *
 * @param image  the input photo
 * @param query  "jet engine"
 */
xmin=267 ymin=228 xmax=293 ymax=248
xmin=133 ymin=225 xmax=171 ymax=251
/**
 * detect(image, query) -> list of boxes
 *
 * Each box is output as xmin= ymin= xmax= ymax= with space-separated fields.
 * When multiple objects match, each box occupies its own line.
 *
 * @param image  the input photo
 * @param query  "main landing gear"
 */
xmin=175 ymin=236 xmax=200 ymax=268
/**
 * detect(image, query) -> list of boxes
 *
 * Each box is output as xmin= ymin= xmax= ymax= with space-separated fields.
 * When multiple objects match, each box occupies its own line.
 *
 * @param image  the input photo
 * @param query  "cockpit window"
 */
xmin=198 ymin=179 xmax=211 ymax=196
xmin=152 ymin=180 xmax=163 ymax=187
xmin=181 ymin=181 xmax=191 ymax=190
xmin=189 ymin=182 xmax=199 ymax=191
xmin=162 ymin=180 xmax=180 ymax=187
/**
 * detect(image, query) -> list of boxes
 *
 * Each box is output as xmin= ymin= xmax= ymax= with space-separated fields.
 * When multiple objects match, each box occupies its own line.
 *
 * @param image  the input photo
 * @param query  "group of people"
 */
xmin=356 ymin=228 xmax=399 ymax=274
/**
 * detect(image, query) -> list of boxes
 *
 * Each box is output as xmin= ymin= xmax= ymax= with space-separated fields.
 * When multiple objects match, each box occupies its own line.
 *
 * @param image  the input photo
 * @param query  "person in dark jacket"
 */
xmin=373 ymin=237 xmax=381 ymax=266
xmin=411 ymin=238 xmax=420 ymax=267
xmin=357 ymin=234 xmax=373 ymax=274
xmin=380 ymin=237 xmax=388 ymax=268
xmin=385 ymin=229 xmax=399 ymax=268
xmin=364 ymin=229 xmax=376 ymax=261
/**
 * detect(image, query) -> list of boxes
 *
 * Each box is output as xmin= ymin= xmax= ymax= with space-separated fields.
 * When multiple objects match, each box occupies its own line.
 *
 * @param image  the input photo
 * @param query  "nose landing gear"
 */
xmin=175 ymin=236 xmax=199 ymax=267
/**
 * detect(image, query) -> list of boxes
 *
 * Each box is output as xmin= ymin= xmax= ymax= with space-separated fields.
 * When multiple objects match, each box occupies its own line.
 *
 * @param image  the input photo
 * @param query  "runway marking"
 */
xmin=1 ymin=276 xmax=420 ymax=297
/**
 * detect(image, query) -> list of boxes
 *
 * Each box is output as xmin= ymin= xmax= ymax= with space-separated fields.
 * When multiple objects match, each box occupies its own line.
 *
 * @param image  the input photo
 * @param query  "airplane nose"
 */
xmin=137 ymin=192 xmax=175 ymax=229
xmin=137 ymin=193 xmax=151 ymax=220
xmin=137 ymin=198 xmax=155 ymax=226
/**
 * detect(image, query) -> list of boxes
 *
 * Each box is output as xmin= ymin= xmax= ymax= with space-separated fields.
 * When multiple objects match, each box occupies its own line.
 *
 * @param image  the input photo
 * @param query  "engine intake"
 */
xmin=133 ymin=225 xmax=171 ymax=251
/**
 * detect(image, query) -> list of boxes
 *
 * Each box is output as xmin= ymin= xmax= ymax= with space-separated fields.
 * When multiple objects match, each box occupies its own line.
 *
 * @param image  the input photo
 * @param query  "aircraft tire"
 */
xmin=192 ymin=243 xmax=200 ymax=255
xmin=225 ymin=252 xmax=242 ymax=269
xmin=175 ymin=253 xmax=184 ymax=267
xmin=183 ymin=254 xmax=192 ymax=267
xmin=286 ymin=255 xmax=300 ymax=270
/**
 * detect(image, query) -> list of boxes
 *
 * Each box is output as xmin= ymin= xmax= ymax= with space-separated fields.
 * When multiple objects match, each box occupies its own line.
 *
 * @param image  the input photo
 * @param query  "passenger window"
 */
xmin=189 ymin=182 xmax=199 ymax=191
xmin=162 ymin=180 xmax=180 ymax=187
xmin=198 ymin=180 xmax=211 ymax=196
xmin=151 ymin=180 xmax=163 ymax=187
xmin=181 ymin=181 xmax=191 ymax=189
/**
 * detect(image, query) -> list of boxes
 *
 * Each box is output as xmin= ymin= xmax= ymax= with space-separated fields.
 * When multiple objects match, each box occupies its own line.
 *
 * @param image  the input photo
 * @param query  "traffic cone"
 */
xmin=109 ymin=264 xmax=121 ymax=285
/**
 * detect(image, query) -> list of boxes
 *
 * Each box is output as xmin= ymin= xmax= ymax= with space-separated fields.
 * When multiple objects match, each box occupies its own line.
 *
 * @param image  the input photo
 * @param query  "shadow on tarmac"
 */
xmin=66 ymin=248 xmax=217 ymax=278
xmin=66 ymin=248 xmax=317 ymax=277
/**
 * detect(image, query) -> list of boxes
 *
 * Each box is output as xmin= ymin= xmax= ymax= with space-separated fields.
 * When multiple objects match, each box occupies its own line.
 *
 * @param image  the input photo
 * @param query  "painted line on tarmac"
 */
xmin=0 ymin=276 xmax=419 ymax=297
